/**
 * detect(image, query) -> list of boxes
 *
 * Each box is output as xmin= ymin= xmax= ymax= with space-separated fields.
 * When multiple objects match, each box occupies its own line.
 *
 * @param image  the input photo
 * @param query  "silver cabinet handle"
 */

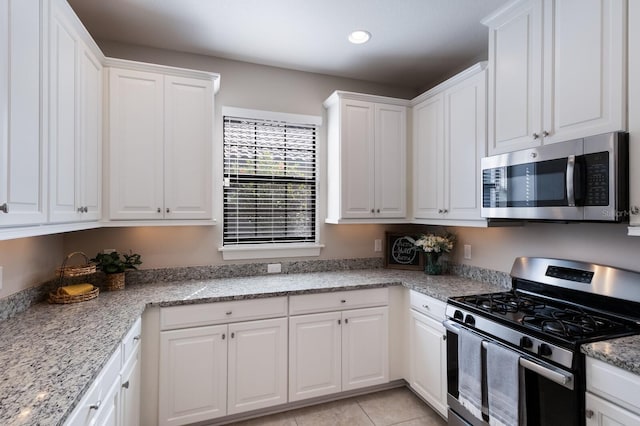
xmin=443 ymin=209 xmax=448 ymax=214
xmin=226 ymin=311 xmax=232 ymax=315
xmin=345 ymin=318 xmax=349 ymax=324
xmin=422 ymin=304 xmax=430 ymax=310
xmin=89 ymin=400 xmax=102 ymax=410
xmin=133 ymin=335 xmax=141 ymax=342
xmin=376 ymin=209 xmax=380 ymax=213
xmin=585 ymin=409 xmax=594 ymax=419
xmin=340 ymin=300 xmax=346 ymax=303
xmin=631 ymin=206 xmax=640 ymax=215
xmin=77 ymin=207 xmax=83 ymax=213
xmin=542 ymin=130 xmax=549 ymax=137
xmin=166 ymin=208 xmax=170 ymax=213
xmin=532 ymin=132 xmax=539 ymax=139
xmin=370 ymin=209 xmax=375 ymax=213
xmin=338 ymin=319 xmax=341 ymax=325
xmin=84 ymin=207 xmax=89 ymax=213
xmin=0 ymin=203 xmax=7 ymax=213
xmin=122 ymin=381 xmax=130 ymax=389
xmin=222 ymin=333 xmax=225 ymax=340
xmin=157 ymin=207 xmax=161 ymax=213
xmin=231 ymin=332 xmax=235 ymax=339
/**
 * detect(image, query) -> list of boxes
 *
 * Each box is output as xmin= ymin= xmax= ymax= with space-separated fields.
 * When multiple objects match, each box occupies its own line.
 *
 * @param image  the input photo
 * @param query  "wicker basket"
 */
xmin=50 ymin=252 xmax=99 ymax=304
xmin=104 ymin=272 xmax=125 ymax=291
xmin=55 ymin=252 xmax=96 ymax=277
xmin=49 ymin=286 xmax=99 ymax=304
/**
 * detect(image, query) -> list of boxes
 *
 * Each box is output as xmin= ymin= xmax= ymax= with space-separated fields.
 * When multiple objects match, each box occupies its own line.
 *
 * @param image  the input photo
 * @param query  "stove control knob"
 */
xmin=520 ymin=336 xmax=533 ymax=349
xmin=538 ymin=343 xmax=553 ymax=357
xmin=454 ymin=310 xmax=464 ymax=321
xmin=464 ymin=314 xmax=475 ymax=327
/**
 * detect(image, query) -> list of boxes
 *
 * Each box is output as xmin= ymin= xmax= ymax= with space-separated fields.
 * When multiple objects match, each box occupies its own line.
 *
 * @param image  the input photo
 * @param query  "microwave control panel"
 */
xmin=583 ymin=152 xmax=609 ymax=206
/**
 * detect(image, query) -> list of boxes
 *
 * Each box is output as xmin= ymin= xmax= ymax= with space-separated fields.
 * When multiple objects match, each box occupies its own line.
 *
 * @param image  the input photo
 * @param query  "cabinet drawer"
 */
xmin=160 ymin=297 xmax=288 ymax=331
xmin=410 ymin=291 xmax=446 ymax=320
xmin=586 ymin=357 xmax=640 ymax=415
xmin=289 ymin=288 xmax=388 ymax=315
xmin=122 ymin=317 xmax=142 ymax=365
xmin=65 ymin=346 xmax=122 ymax=426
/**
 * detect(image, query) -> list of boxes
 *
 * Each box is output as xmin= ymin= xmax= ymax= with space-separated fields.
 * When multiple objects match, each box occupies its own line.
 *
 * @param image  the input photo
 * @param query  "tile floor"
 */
xmin=230 ymin=387 xmax=447 ymax=426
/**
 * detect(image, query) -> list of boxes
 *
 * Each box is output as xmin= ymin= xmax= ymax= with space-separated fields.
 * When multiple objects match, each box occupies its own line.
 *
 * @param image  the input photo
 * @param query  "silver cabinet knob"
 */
xmin=443 ymin=209 xmax=448 ymax=214
xmin=542 ymin=130 xmax=549 ymax=137
xmin=422 ymin=304 xmax=430 ymax=310
xmin=376 ymin=209 xmax=380 ymax=213
xmin=532 ymin=133 xmax=540 ymax=139
xmin=166 ymin=208 xmax=170 ymax=213
xmin=157 ymin=207 xmax=161 ymax=213
xmin=0 ymin=203 xmax=7 ymax=213
xmin=585 ymin=409 xmax=594 ymax=419
xmin=77 ymin=207 xmax=84 ymax=213
xmin=370 ymin=209 xmax=375 ymax=213
xmin=631 ymin=206 xmax=639 ymax=215
xmin=89 ymin=400 xmax=102 ymax=410
xmin=133 ymin=335 xmax=141 ymax=342
xmin=122 ymin=381 xmax=130 ymax=389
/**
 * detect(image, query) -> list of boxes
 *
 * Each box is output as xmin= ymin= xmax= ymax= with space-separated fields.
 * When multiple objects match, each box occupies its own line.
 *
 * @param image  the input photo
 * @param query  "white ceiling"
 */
xmin=68 ymin=0 xmax=509 ymax=91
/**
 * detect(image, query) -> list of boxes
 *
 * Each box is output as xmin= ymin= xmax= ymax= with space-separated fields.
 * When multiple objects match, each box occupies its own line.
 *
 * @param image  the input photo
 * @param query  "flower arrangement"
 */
xmin=408 ymin=232 xmax=455 ymax=275
xmin=413 ymin=233 xmax=455 ymax=254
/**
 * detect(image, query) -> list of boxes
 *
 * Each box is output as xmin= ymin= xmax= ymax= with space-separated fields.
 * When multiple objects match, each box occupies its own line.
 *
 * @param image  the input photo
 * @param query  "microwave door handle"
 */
xmin=566 ymin=155 xmax=576 ymax=207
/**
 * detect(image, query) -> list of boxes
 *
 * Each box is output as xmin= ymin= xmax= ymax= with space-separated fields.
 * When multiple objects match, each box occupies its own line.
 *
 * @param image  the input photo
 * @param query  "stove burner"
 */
xmin=524 ymin=307 xmax=624 ymax=339
xmin=464 ymin=292 xmax=545 ymax=315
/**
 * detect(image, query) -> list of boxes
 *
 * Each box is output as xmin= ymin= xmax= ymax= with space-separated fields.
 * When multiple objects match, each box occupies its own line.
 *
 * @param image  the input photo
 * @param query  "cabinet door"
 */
xmin=109 ymin=68 xmax=164 ymax=220
xmin=375 ymin=103 xmax=406 ymax=218
xmin=78 ymin=46 xmax=102 ymax=221
xmin=289 ymin=311 xmax=342 ymax=401
xmin=342 ymin=306 xmax=388 ymax=392
xmin=159 ymin=325 xmax=228 ymax=426
xmin=227 ymin=318 xmax=287 ymax=415
xmin=585 ymin=393 xmax=640 ymax=426
xmin=340 ymin=99 xmax=375 ymax=218
xmin=0 ymin=0 xmax=47 ymax=226
xmin=444 ymin=70 xmax=486 ymax=221
xmin=120 ymin=346 xmax=141 ymax=426
xmin=94 ymin=377 xmax=121 ymax=426
xmin=164 ymin=76 xmax=213 ymax=220
xmin=413 ymin=94 xmax=443 ymax=219
xmin=409 ymin=309 xmax=447 ymax=416
xmin=486 ymin=0 xmax=543 ymax=154
xmin=543 ymin=0 xmax=626 ymax=144
xmin=49 ymin=5 xmax=80 ymax=223
xmin=629 ymin=0 xmax=640 ymax=228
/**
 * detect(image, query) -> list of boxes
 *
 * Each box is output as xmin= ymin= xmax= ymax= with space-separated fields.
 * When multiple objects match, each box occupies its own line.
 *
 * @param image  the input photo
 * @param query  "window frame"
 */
xmin=219 ymin=106 xmax=323 ymax=260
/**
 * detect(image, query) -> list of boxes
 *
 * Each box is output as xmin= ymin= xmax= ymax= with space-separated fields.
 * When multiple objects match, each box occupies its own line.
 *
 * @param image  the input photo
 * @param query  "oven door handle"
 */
xmin=443 ymin=320 xmax=574 ymax=390
xmin=566 ymin=154 xmax=576 ymax=207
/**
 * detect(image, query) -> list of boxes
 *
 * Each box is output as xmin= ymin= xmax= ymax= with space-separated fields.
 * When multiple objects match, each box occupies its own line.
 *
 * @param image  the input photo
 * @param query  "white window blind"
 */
xmin=223 ymin=115 xmax=317 ymax=245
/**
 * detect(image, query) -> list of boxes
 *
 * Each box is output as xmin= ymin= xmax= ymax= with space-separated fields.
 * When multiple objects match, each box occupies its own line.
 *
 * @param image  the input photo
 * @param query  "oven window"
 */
xmin=507 ymin=159 xmax=568 ymax=207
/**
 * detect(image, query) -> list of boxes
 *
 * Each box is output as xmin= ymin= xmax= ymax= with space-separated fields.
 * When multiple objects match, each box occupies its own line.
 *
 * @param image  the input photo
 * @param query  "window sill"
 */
xmin=219 ymin=243 xmax=324 ymax=261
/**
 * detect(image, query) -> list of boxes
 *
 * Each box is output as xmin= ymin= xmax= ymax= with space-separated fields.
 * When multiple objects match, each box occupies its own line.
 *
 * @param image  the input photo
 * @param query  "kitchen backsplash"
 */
xmin=0 ymin=258 xmax=510 ymax=321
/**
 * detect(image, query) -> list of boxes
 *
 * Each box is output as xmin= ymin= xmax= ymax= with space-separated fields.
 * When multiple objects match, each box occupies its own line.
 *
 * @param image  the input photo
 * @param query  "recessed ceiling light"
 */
xmin=348 ymin=30 xmax=371 ymax=44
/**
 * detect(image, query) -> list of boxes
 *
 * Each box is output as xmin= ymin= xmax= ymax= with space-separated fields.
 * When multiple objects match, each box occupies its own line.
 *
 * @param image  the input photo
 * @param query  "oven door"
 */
xmin=481 ymin=139 xmax=584 ymax=221
xmin=443 ymin=320 xmax=583 ymax=426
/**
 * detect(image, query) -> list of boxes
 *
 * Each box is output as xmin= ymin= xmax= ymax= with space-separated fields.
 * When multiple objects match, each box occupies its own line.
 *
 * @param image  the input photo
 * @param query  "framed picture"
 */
xmin=383 ymin=232 xmax=424 ymax=270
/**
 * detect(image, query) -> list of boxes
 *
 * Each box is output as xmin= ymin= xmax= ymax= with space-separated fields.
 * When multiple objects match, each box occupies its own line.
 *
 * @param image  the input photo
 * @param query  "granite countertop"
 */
xmin=581 ymin=335 xmax=640 ymax=375
xmin=0 ymin=268 xmax=503 ymax=426
xmin=1 ymin=267 xmax=637 ymax=425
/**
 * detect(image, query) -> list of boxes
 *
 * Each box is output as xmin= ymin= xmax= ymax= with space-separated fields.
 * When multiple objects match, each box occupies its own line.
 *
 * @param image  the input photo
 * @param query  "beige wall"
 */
xmin=0 ymin=235 xmax=64 ymax=297
xmin=449 ymin=222 xmax=640 ymax=273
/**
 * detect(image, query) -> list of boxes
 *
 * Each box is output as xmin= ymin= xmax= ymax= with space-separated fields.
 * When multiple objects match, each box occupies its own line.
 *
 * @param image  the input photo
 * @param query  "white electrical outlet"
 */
xmin=0 ymin=266 xmax=3 ymax=290
xmin=267 ymin=263 xmax=282 ymax=274
xmin=464 ymin=244 xmax=472 ymax=260
xmin=374 ymin=239 xmax=382 ymax=252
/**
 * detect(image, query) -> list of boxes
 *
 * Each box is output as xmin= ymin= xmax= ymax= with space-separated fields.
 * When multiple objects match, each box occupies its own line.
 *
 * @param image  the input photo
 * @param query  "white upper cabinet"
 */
xmin=483 ymin=0 xmax=627 ymax=154
xmin=0 ymin=0 xmax=47 ymax=227
xmin=324 ymin=91 xmax=408 ymax=223
xmin=49 ymin=0 xmax=103 ymax=223
xmin=107 ymin=62 xmax=217 ymax=222
xmin=412 ymin=63 xmax=487 ymax=226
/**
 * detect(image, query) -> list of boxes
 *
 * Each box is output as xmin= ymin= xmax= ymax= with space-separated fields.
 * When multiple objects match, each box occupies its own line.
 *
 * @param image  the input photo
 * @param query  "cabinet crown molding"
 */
xmin=410 ymin=61 xmax=487 ymax=106
xmin=323 ymin=90 xmax=410 ymax=109
xmin=104 ymin=57 xmax=221 ymax=93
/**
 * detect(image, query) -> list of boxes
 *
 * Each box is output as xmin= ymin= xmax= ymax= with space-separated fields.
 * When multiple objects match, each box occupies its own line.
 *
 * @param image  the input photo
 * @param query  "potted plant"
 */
xmin=91 ymin=250 xmax=142 ymax=290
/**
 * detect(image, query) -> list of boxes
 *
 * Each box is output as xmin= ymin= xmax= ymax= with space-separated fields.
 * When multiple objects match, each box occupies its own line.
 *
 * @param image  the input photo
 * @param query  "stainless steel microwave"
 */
xmin=481 ymin=132 xmax=628 ymax=222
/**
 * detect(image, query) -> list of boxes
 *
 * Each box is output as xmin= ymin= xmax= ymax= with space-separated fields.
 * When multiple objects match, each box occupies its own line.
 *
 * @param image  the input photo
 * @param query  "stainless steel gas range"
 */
xmin=444 ymin=257 xmax=640 ymax=426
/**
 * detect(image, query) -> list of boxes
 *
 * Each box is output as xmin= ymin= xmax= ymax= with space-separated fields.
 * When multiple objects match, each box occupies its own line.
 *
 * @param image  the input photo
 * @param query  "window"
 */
xmin=222 ymin=108 xmax=321 ymax=258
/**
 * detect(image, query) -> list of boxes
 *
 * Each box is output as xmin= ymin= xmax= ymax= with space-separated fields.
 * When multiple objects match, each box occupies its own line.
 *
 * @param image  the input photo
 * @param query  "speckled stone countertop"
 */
xmin=582 ymin=335 xmax=640 ymax=376
xmin=0 ymin=269 xmax=506 ymax=426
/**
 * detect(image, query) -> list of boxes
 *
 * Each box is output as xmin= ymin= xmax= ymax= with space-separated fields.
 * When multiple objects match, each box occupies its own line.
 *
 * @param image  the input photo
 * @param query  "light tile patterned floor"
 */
xmin=230 ymin=387 xmax=447 ymax=426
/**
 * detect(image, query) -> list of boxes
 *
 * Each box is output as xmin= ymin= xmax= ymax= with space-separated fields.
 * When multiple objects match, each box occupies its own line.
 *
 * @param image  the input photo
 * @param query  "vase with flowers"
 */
xmin=411 ymin=232 xmax=455 ymax=275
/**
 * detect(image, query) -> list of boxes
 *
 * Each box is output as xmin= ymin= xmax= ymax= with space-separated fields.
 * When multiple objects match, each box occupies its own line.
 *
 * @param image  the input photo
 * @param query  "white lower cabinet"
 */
xmin=65 ymin=318 xmax=142 ymax=426
xmin=585 ymin=356 xmax=640 ymax=426
xmin=289 ymin=306 xmax=389 ymax=402
xmin=158 ymin=314 xmax=288 ymax=426
xmin=408 ymin=291 xmax=447 ymax=417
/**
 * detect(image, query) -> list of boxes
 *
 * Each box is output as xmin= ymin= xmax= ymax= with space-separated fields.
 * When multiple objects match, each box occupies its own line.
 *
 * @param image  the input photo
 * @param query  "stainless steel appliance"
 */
xmin=481 ymin=132 xmax=628 ymax=222
xmin=444 ymin=257 xmax=640 ymax=426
